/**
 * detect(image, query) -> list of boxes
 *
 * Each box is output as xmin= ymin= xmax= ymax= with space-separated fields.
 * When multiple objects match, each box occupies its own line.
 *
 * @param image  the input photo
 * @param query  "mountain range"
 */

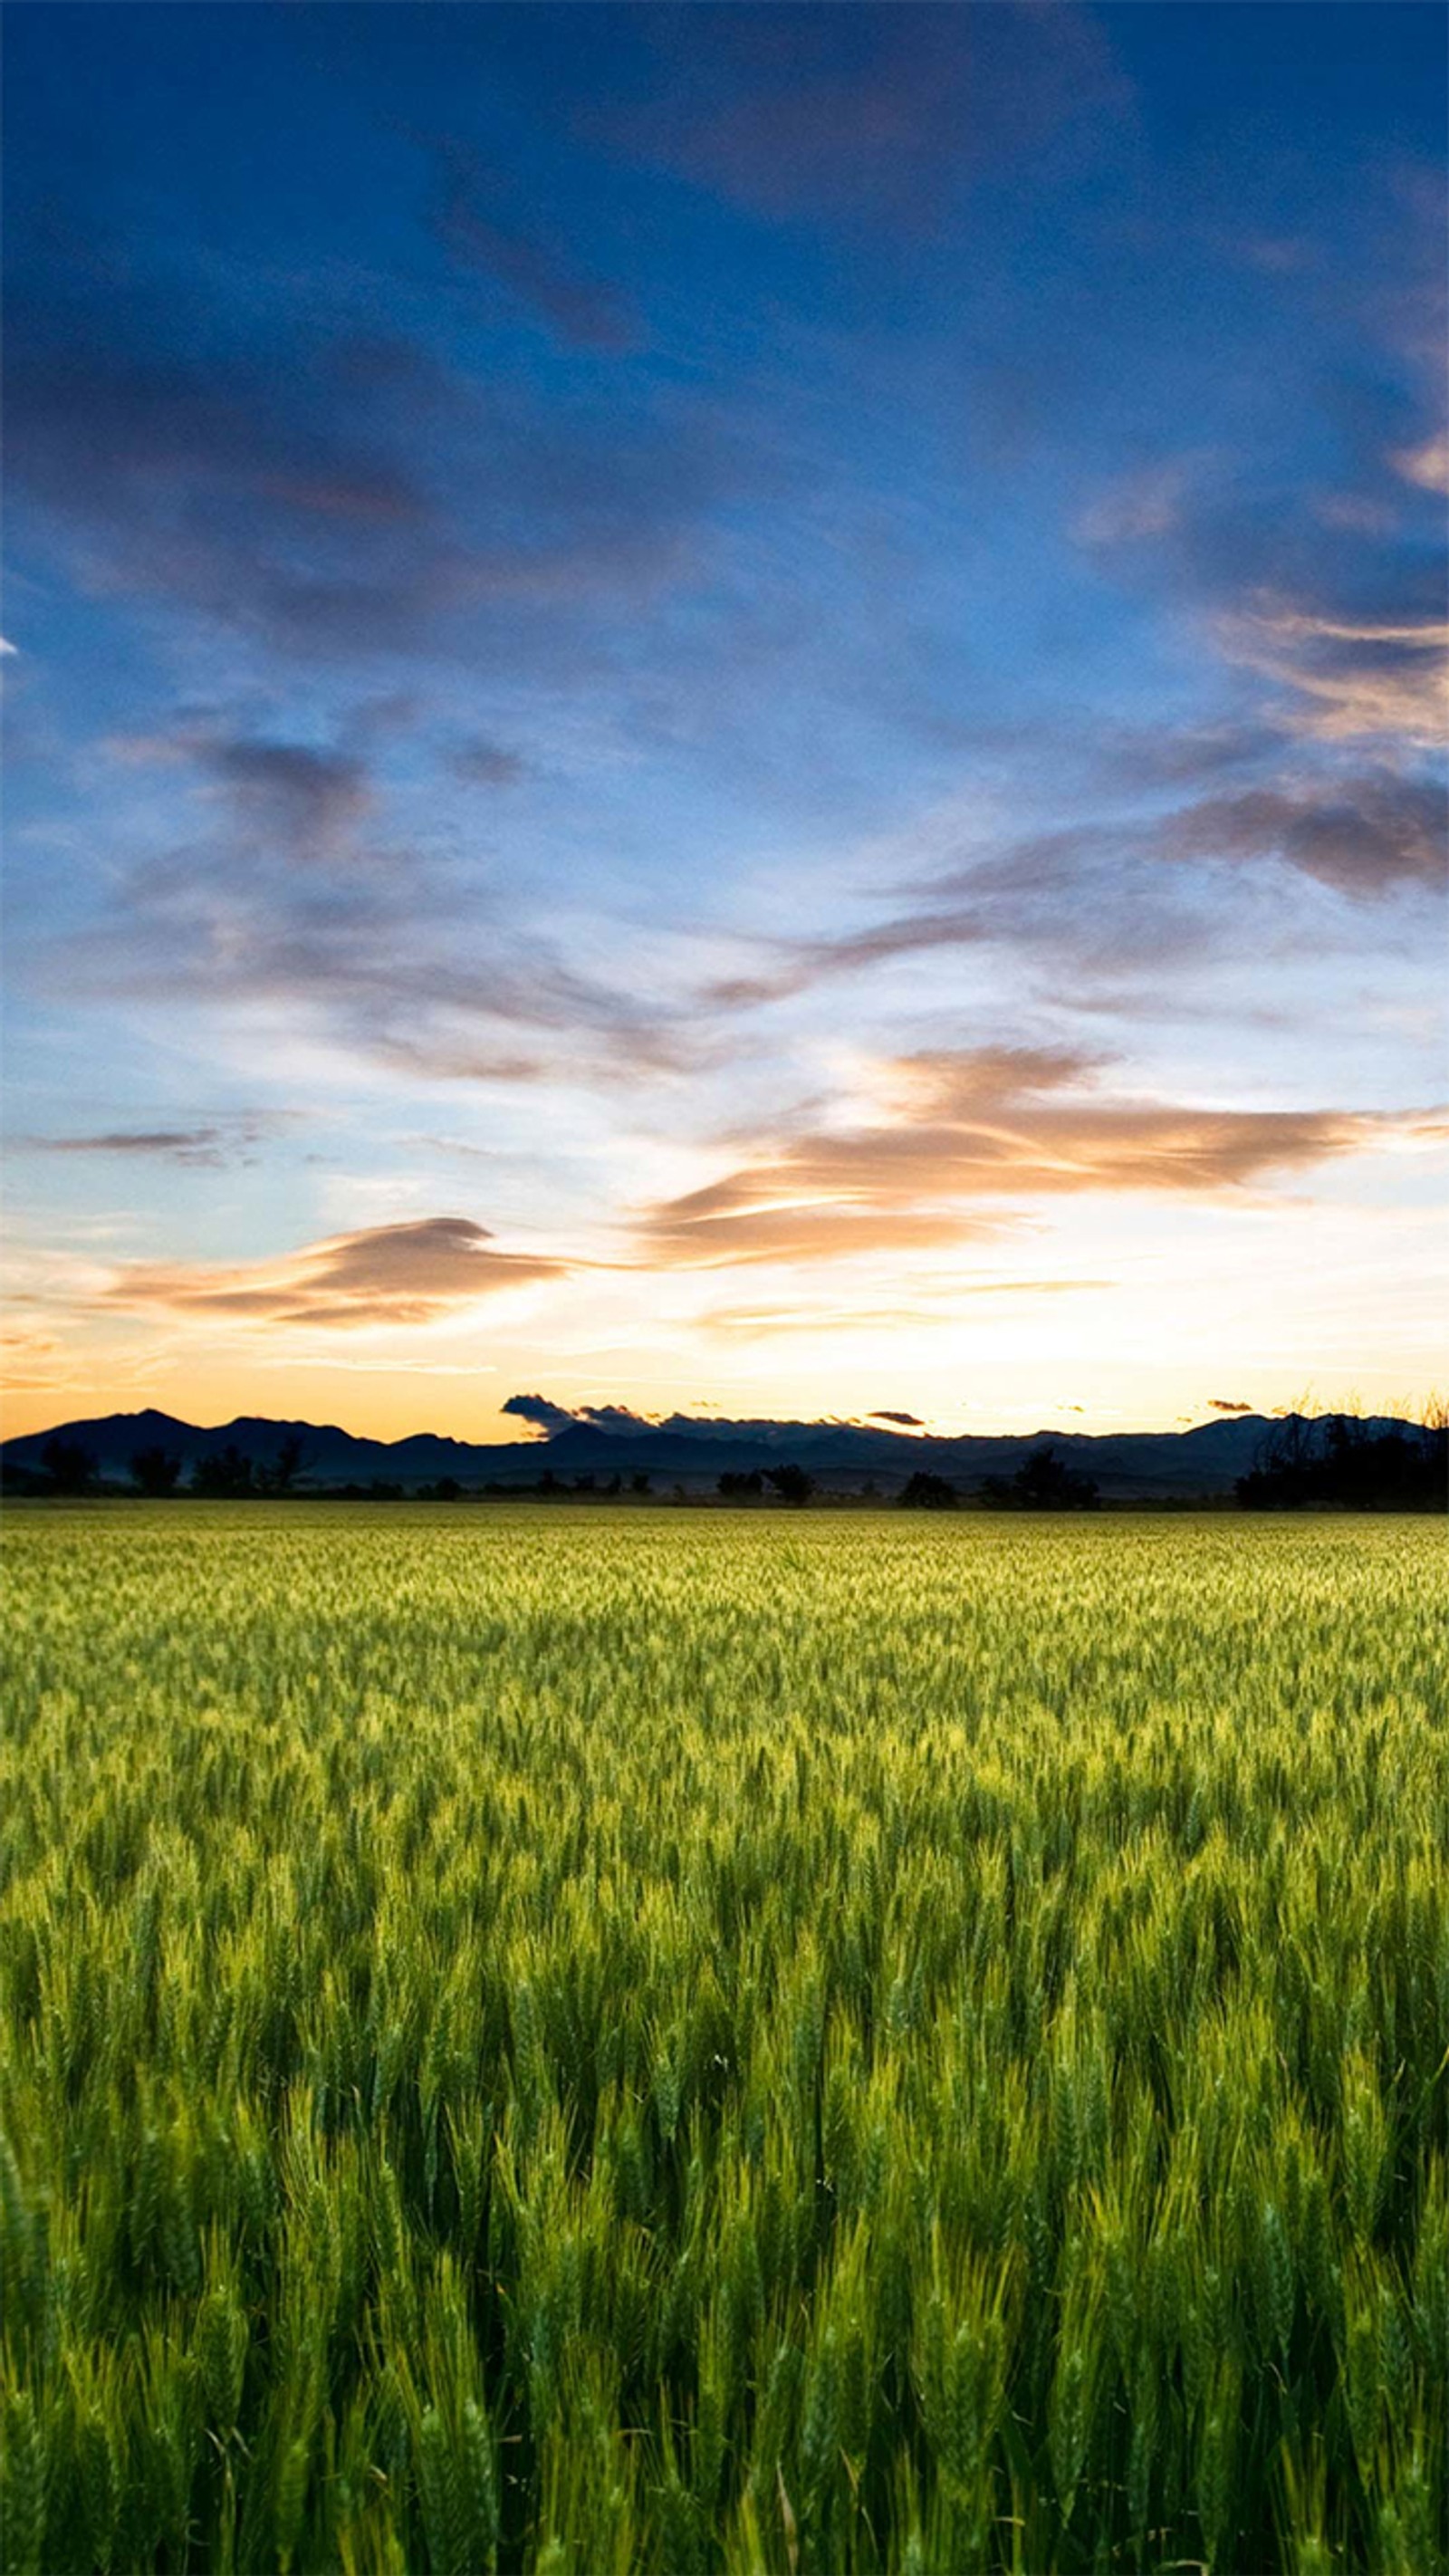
xmin=1 ymin=1403 xmax=1425 ymax=1499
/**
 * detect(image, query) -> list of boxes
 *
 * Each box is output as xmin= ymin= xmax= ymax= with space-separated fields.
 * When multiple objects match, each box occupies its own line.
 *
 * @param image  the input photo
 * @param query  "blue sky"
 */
xmin=3 ymin=2 xmax=1445 ymax=1438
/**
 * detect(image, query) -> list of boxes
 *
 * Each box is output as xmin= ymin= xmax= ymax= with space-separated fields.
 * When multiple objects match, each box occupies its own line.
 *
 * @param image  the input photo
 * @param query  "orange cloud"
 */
xmin=638 ymin=1049 xmax=1442 ymax=1267
xmin=106 ymin=1216 xmax=564 ymax=1328
xmin=1219 ymin=609 xmax=1449 ymax=749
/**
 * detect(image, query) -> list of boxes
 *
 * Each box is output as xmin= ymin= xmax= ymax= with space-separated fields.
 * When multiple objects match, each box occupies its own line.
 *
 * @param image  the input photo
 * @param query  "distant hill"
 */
xmin=1 ymin=1402 xmax=1429 ymax=1499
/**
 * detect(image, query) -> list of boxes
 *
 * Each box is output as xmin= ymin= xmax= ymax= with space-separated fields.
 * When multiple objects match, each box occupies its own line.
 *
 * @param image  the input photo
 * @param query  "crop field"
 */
xmin=1 ymin=1506 xmax=1446 ymax=2575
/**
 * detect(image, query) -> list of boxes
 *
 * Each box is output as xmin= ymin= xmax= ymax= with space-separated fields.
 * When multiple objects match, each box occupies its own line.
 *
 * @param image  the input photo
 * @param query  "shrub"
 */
xmin=898 ymin=1470 xmax=958 ymax=1510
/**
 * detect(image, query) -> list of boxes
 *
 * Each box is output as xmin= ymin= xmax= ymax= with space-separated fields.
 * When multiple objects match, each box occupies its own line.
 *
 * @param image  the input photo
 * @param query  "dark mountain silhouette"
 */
xmin=1 ymin=1402 xmax=1435 ymax=1501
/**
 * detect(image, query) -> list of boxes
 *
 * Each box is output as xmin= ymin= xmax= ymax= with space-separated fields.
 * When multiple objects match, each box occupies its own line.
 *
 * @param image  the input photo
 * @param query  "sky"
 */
xmin=3 ymin=1 xmax=1445 ymax=1444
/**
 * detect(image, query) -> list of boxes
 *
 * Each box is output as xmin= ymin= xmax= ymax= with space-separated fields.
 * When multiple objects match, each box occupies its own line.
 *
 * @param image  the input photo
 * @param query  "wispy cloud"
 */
xmin=8 ymin=1116 xmax=291 ymax=1168
xmin=1074 ymin=458 xmax=1195 ymax=549
xmin=425 ymin=136 xmax=638 ymax=351
xmin=1390 ymin=431 xmax=1449 ymax=495
xmin=1219 ymin=610 xmax=1449 ymax=751
xmin=638 ymin=1048 xmax=1443 ymax=1268
xmin=14 ymin=1128 xmax=242 ymax=1168
xmin=46 ymin=710 xmax=697 ymax=1085
xmin=1149 ymin=777 xmax=1445 ymax=896
xmin=449 ymin=738 xmax=528 ymax=788
xmin=4 ymin=245 xmax=767 ymax=666
xmin=702 ymin=1281 xmax=1115 ymax=1334
xmin=701 ymin=764 xmax=1444 ymax=1018
xmin=614 ymin=3 xmax=1123 ymax=230
xmin=202 ymin=736 xmax=372 ymax=853
xmin=105 ymin=1216 xmax=564 ymax=1329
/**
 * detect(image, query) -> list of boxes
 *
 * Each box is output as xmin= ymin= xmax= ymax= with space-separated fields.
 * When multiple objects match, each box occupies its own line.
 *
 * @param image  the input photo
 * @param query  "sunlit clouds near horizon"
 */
xmin=3 ymin=3 xmax=1445 ymax=1441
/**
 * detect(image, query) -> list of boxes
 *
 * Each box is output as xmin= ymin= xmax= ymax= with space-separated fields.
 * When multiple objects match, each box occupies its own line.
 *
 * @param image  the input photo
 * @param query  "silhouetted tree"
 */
xmin=984 ymin=1444 xmax=1099 ymax=1510
xmin=1022 ymin=1444 xmax=1099 ymax=1509
xmin=718 ymin=1469 xmax=763 ymax=1498
xmin=256 ymin=1433 xmax=308 ymax=1495
xmin=1238 ymin=1414 xmax=1446 ymax=1510
xmin=764 ymin=1463 xmax=815 ymax=1507
xmin=43 ymin=1437 xmax=97 ymax=1495
xmin=630 ymin=1473 xmax=651 ymax=1495
xmin=899 ymin=1470 xmax=958 ymax=1510
xmin=1 ymin=1464 xmax=47 ymax=1497
xmin=192 ymin=1445 xmax=255 ymax=1498
xmin=130 ymin=1446 xmax=182 ymax=1496
xmin=1237 ymin=1411 xmax=1319 ymax=1505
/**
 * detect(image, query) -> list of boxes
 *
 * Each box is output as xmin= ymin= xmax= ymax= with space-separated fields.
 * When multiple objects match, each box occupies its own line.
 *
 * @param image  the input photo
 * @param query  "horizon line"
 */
xmin=3 ymin=1396 xmax=1434 ymax=1455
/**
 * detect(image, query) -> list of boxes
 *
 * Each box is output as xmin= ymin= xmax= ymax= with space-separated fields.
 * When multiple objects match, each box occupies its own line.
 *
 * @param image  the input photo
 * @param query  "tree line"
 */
xmin=24 ymin=1439 xmax=1099 ymax=1507
xmin=34 ymin=1436 xmax=311 ymax=1498
xmin=1236 ymin=1412 xmax=1447 ymax=1510
xmin=21 ymin=1421 xmax=1446 ymax=1509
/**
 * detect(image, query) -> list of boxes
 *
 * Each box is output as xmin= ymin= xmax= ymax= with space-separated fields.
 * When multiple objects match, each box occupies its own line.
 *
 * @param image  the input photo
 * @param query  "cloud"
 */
xmin=9 ymin=1118 xmax=287 ymax=1168
xmin=868 ymin=1409 xmax=924 ymax=1426
xmin=1391 ymin=431 xmax=1449 ymax=495
xmin=699 ymin=1280 xmax=1114 ymax=1335
xmin=4 ymin=243 xmax=764 ymax=666
xmin=1209 ymin=1398 xmax=1252 ymax=1413
xmin=88 ymin=891 xmax=688 ymax=1083
xmin=14 ymin=1128 xmax=234 ymax=1168
xmin=202 ymin=737 xmax=371 ymax=854
xmin=1069 ymin=351 xmax=1446 ymax=768
xmin=107 ymin=1216 xmax=563 ymax=1329
xmin=1074 ymin=459 xmax=1194 ymax=549
xmin=4 ymin=275 xmax=447 ymax=656
xmin=1154 ymin=776 xmax=1446 ymax=896
xmin=501 ymin=1390 xmax=578 ymax=1436
xmin=50 ymin=705 xmax=696 ymax=1085
xmin=450 ymin=738 xmax=528 ymax=787
xmin=1090 ymin=723 xmax=1289 ymax=792
xmin=1218 ymin=610 xmax=1449 ymax=751
xmin=638 ymin=1047 xmax=1441 ymax=1268
xmin=704 ymin=764 xmax=1445 ymax=1021
xmin=426 ymin=137 xmax=638 ymax=350
xmin=74 ymin=889 xmax=690 ymax=1084
xmin=578 ymin=1402 xmax=656 ymax=1435
xmin=615 ymin=4 xmax=1123 ymax=231
xmin=500 ymin=1392 xmax=655 ymax=1438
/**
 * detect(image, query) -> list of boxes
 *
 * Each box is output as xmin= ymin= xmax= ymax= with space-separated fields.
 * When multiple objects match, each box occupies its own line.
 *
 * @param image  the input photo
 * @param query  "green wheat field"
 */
xmin=2 ymin=1506 xmax=1445 ymax=2575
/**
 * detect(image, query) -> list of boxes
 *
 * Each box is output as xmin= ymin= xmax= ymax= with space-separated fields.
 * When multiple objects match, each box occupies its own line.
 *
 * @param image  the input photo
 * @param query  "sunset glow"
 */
xmin=4 ymin=4 xmax=1444 ymax=1441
